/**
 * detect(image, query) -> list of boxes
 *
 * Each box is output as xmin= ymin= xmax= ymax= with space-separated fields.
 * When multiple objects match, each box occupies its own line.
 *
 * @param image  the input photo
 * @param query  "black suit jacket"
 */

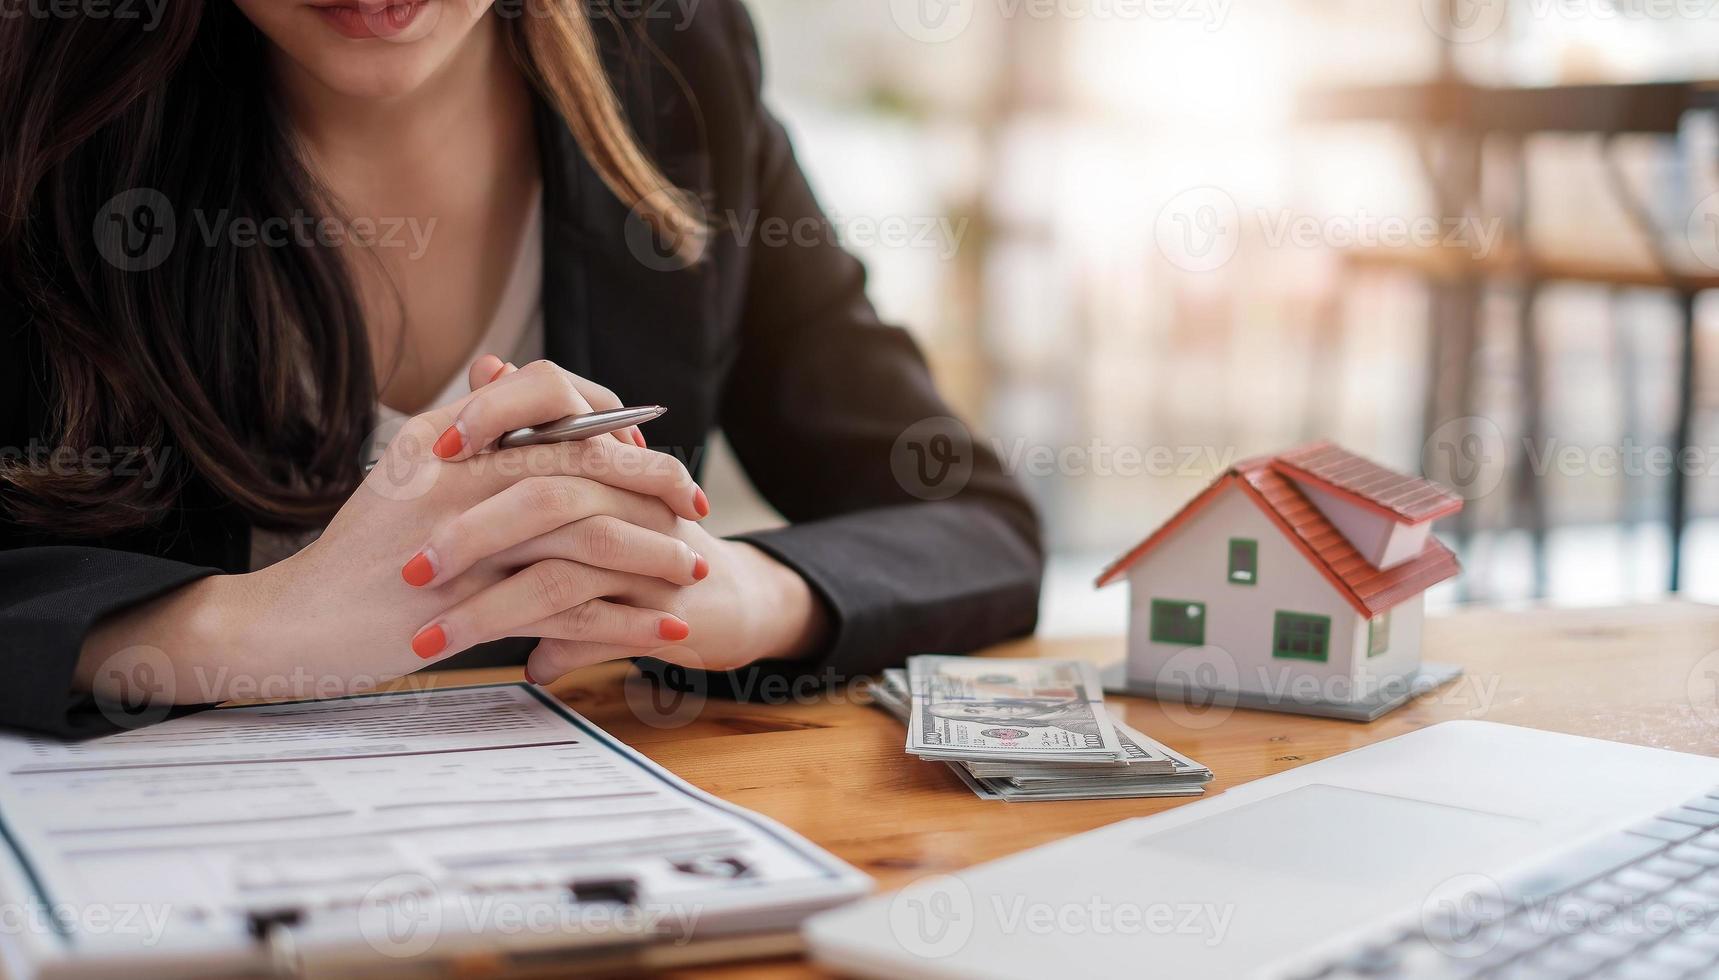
xmin=0 ymin=0 xmax=1043 ymax=737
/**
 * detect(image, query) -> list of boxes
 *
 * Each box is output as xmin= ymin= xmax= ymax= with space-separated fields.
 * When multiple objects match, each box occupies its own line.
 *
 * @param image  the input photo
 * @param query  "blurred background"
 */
xmin=699 ymin=0 xmax=1719 ymax=635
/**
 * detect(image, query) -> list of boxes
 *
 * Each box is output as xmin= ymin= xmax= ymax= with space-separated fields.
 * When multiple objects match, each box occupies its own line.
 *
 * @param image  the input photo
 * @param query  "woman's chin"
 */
xmin=292 ymin=46 xmax=450 ymax=102
xmin=245 ymin=0 xmax=471 ymax=104
xmin=321 ymin=62 xmax=441 ymax=101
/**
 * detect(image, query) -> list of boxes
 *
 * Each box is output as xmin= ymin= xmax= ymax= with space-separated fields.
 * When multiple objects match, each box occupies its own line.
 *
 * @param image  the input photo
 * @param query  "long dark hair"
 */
xmin=0 ymin=0 xmax=698 ymax=536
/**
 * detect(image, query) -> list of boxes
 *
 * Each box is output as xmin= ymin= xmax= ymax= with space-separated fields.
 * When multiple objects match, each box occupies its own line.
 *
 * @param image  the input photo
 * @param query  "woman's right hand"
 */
xmin=77 ymin=359 xmax=702 ymax=706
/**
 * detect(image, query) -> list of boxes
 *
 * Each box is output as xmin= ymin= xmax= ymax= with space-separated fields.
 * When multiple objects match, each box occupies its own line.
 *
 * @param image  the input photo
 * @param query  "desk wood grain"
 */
xmin=394 ymin=601 xmax=1719 ymax=978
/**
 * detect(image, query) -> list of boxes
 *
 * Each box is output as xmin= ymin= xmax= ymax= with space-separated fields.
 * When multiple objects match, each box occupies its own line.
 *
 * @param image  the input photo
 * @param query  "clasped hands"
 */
xmin=258 ymin=355 xmax=825 ymax=693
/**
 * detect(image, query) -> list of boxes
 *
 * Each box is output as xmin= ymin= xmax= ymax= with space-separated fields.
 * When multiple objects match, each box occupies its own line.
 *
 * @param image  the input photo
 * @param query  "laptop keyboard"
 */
xmin=1290 ymin=787 xmax=1719 ymax=979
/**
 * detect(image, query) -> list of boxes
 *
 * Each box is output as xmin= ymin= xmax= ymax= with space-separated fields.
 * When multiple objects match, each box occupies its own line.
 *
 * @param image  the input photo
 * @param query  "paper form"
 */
xmin=0 ymin=684 xmax=865 ymax=975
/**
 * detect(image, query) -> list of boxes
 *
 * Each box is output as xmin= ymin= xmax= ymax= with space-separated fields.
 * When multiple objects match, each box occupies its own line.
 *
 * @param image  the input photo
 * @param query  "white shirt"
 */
xmin=249 ymin=189 xmax=546 ymax=571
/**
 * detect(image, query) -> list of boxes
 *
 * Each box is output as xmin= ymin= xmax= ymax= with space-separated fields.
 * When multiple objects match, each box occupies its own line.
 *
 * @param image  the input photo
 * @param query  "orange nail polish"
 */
xmin=693 ymin=488 xmax=710 ymax=518
xmin=401 ymin=550 xmax=436 ymax=587
xmin=632 ymin=431 xmax=648 ymax=448
xmin=433 ymin=424 xmax=464 ymax=459
xmin=692 ymin=555 xmax=710 ymax=581
xmin=488 ymin=362 xmax=509 ymax=384
xmin=412 ymin=624 xmax=447 ymax=659
xmin=658 ymin=618 xmax=690 ymax=642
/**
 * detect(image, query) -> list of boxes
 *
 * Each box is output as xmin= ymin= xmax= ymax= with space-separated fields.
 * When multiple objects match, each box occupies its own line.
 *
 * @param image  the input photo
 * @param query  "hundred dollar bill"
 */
xmin=905 ymin=656 xmax=1125 ymax=762
xmin=963 ymin=721 xmax=1177 ymax=777
xmin=872 ymin=670 xmax=1213 ymax=801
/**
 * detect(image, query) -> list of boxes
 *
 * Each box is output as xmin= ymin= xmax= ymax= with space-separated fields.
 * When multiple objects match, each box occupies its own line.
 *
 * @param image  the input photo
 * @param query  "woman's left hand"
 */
xmin=471 ymin=357 xmax=828 ymax=684
xmin=525 ymin=520 xmax=827 ymax=684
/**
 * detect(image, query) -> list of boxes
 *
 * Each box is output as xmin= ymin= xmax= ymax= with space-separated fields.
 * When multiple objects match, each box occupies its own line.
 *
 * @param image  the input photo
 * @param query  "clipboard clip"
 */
xmin=568 ymin=877 xmax=639 ymax=907
xmin=248 ymin=907 xmax=305 ymax=978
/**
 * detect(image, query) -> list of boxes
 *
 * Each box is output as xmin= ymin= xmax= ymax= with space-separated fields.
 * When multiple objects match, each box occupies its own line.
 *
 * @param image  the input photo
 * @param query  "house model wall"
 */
xmin=1097 ymin=444 xmax=1462 ymax=710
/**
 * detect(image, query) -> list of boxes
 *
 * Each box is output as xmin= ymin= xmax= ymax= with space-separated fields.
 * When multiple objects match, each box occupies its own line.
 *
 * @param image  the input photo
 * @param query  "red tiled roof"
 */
xmin=1095 ymin=448 xmax=1461 ymax=618
xmin=1274 ymin=441 xmax=1463 ymax=525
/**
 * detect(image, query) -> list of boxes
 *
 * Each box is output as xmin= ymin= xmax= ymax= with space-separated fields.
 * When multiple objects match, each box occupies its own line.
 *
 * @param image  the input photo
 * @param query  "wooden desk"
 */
xmin=399 ymin=601 xmax=1719 ymax=978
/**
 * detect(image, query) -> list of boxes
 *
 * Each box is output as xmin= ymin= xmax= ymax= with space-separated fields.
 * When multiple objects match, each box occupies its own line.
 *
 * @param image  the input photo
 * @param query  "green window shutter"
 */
xmin=1368 ymin=611 xmax=1392 ymax=657
xmin=1227 ymin=538 xmax=1258 ymax=585
xmin=1272 ymin=611 xmax=1331 ymax=662
xmin=1150 ymin=600 xmax=1206 ymax=646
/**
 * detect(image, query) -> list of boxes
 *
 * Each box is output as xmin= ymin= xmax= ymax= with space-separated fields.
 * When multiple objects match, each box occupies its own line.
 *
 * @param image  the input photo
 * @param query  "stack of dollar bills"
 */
xmin=869 ymin=656 xmax=1213 ymax=802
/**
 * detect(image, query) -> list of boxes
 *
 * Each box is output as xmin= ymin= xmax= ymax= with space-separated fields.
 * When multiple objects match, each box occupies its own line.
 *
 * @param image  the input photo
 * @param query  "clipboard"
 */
xmin=0 ymin=683 xmax=870 ymax=978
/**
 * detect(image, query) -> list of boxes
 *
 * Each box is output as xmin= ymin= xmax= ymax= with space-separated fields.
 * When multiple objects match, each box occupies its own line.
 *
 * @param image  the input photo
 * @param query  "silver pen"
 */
xmin=364 ymin=405 xmax=667 ymax=472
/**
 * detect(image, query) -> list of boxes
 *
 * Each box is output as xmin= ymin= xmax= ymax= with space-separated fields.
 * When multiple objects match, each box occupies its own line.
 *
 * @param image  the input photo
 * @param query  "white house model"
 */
xmin=1096 ymin=442 xmax=1464 ymax=720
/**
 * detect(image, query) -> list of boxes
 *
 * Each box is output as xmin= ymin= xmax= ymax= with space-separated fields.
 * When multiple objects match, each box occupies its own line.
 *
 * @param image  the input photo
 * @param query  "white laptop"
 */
xmin=805 ymin=721 xmax=1719 ymax=979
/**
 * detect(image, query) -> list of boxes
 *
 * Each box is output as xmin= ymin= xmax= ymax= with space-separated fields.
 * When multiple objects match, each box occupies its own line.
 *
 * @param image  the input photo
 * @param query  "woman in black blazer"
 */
xmin=0 ymin=0 xmax=1041 ymax=736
